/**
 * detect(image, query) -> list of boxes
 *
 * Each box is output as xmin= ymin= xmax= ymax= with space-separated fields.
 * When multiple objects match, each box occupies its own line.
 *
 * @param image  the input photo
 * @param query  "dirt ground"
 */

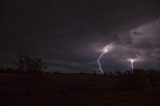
xmin=1 ymin=73 xmax=160 ymax=106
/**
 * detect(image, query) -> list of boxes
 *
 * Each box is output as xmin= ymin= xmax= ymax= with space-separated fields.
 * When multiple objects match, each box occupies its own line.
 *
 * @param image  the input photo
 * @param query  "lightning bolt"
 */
xmin=128 ymin=58 xmax=137 ymax=72
xmin=131 ymin=60 xmax=134 ymax=70
xmin=96 ymin=43 xmax=114 ymax=74
xmin=97 ymin=52 xmax=105 ymax=74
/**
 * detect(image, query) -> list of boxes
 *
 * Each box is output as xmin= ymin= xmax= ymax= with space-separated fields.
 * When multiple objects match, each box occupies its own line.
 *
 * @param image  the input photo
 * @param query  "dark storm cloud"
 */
xmin=1 ymin=0 xmax=160 ymax=72
xmin=131 ymin=38 xmax=153 ymax=49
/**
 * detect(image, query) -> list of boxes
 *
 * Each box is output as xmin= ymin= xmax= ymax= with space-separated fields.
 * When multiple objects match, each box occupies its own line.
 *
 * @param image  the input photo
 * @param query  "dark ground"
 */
xmin=1 ymin=72 xmax=160 ymax=106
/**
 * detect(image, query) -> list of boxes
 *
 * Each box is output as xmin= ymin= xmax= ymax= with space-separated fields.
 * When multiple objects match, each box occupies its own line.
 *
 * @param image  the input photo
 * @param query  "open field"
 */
xmin=1 ymin=72 xmax=160 ymax=106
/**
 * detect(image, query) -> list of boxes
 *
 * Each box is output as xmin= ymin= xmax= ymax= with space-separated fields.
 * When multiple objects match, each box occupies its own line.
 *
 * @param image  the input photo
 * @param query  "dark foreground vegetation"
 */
xmin=1 ymin=69 xmax=160 ymax=106
xmin=1 ymin=55 xmax=160 ymax=106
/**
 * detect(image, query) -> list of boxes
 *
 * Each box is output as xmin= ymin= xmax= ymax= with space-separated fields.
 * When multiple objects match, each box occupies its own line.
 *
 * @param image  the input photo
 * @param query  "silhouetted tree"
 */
xmin=108 ymin=71 xmax=114 ymax=76
xmin=14 ymin=54 xmax=46 ymax=73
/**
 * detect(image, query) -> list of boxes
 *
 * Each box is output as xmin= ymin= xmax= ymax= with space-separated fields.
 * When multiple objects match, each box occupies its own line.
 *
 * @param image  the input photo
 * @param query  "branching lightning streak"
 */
xmin=97 ymin=52 xmax=105 ymax=74
xmin=96 ymin=43 xmax=113 ymax=74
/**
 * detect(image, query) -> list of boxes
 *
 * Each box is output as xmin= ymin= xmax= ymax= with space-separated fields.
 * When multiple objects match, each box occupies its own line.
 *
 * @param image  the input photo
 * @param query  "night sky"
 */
xmin=1 ymin=0 xmax=160 ymax=73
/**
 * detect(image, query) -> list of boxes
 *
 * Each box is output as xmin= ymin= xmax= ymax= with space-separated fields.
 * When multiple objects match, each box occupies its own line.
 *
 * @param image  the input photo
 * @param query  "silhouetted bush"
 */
xmin=0 ymin=67 xmax=22 ymax=73
xmin=115 ymin=71 xmax=123 ymax=76
xmin=108 ymin=71 xmax=114 ymax=76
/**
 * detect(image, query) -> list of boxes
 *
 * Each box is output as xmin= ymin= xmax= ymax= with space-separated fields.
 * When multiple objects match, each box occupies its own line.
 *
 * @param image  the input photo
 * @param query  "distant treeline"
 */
xmin=1 ymin=66 xmax=160 ymax=88
xmin=1 ymin=54 xmax=160 ymax=89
